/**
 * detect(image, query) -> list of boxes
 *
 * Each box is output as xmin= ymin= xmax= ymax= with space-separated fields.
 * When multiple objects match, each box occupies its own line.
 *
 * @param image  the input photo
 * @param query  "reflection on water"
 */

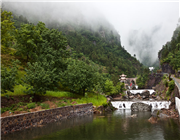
xmin=2 ymin=110 xmax=180 ymax=140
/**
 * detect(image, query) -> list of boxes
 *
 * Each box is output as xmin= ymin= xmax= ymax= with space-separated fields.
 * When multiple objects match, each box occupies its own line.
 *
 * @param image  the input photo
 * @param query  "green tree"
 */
xmin=23 ymin=62 xmax=59 ymax=96
xmin=104 ymin=79 xmax=114 ymax=95
xmin=1 ymin=10 xmax=15 ymax=47
xmin=23 ymin=23 xmax=70 ymax=97
xmin=15 ymin=23 xmax=43 ymax=62
xmin=170 ymin=50 xmax=180 ymax=71
xmin=1 ymin=60 xmax=20 ymax=93
xmin=61 ymin=59 xmax=102 ymax=96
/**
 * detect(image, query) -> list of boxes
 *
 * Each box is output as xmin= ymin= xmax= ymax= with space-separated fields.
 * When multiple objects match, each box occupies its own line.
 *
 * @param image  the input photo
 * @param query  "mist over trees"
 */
xmin=1 ymin=2 xmax=148 ymax=98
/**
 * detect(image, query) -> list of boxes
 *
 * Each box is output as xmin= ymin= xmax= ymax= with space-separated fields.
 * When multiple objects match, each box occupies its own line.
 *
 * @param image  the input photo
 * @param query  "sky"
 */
xmin=2 ymin=0 xmax=179 ymax=66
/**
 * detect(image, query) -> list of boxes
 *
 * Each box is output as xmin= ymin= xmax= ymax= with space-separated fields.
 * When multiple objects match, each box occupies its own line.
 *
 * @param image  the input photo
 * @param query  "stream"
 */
xmin=2 ymin=110 xmax=180 ymax=140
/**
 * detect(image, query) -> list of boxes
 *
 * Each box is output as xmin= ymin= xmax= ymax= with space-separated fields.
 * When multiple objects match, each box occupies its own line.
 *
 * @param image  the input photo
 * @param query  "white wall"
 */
xmin=175 ymin=97 xmax=180 ymax=115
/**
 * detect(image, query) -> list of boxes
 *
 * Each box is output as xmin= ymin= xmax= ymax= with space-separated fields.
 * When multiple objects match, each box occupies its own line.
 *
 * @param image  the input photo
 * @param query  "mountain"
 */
xmin=3 ymin=2 xmax=145 ymax=84
xmin=158 ymin=21 xmax=180 ymax=73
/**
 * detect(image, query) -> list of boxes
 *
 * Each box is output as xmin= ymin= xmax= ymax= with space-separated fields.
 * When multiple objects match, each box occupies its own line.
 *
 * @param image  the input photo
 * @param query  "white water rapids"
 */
xmin=111 ymin=101 xmax=171 ymax=110
xmin=127 ymin=89 xmax=155 ymax=95
xmin=112 ymin=89 xmax=171 ymax=110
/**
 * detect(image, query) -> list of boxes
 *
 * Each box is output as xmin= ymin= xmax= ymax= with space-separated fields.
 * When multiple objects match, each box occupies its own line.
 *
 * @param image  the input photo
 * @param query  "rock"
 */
xmin=151 ymin=92 xmax=156 ymax=96
xmin=151 ymin=109 xmax=170 ymax=118
xmin=131 ymin=102 xmax=152 ymax=111
xmin=156 ymin=96 xmax=161 ymax=100
xmin=151 ymin=109 xmax=161 ymax=117
xmin=130 ymin=114 xmax=137 ymax=118
xmin=132 ymin=98 xmax=142 ymax=102
xmin=141 ymin=90 xmax=150 ymax=99
xmin=134 ymin=93 xmax=140 ymax=98
xmin=127 ymin=91 xmax=132 ymax=96
xmin=129 ymin=96 xmax=134 ymax=99
xmin=148 ymin=116 xmax=158 ymax=124
xmin=123 ymin=95 xmax=128 ymax=99
xmin=159 ymin=113 xmax=170 ymax=118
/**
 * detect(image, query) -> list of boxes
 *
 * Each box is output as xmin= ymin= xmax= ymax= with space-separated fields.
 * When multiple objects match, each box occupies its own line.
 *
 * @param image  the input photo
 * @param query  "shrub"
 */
xmin=166 ymin=90 xmax=171 ymax=96
xmin=102 ymin=102 xmax=108 ymax=108
xmin=168 ymin=80 xmax=175 ymax=92
xmin=40 ymin=103 xmax=49 ymax=109
xmin=163 ymin=79 xmax=168 ymax=87
xmin=27 ymin=102 xmax=36 ymax=109
xmin=18 ymin=108 xmax=23 ymax=111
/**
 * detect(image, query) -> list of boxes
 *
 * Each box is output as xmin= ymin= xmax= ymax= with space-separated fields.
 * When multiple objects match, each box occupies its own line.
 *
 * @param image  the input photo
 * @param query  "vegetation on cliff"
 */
xmin=158 ymin=25 xmax=180 ymax=72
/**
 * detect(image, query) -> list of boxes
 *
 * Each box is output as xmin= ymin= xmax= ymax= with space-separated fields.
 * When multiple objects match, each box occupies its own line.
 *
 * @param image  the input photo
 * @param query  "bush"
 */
xmin=40 ymin=103 xmax=49 ymax=109
xmin=168 ymin=80 xmax=175 ymax=92
xmin=1 ymin=60 xmax=19 ymax=93
xmin=166 ymin=90 xmax=171 ymax=96
xmin=163 ymin=79 xmax=168 ymax=87
xmin=27 ymin=102 xmax=36 ymax=109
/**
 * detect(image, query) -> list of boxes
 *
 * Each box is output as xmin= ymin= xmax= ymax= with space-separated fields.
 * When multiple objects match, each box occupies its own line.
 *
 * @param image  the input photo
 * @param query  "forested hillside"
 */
xmin=158 ymin=25 xmax=180 ymax=72
xmin=2 ymin=4 xmax=145 ymax=84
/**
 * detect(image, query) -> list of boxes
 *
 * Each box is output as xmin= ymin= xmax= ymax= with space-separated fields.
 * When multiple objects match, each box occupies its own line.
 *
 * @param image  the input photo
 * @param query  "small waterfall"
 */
xmin=112 ymin=101 xmax=171 ymax=110
xmin=127 ymin=89 xmax=155 ymax=95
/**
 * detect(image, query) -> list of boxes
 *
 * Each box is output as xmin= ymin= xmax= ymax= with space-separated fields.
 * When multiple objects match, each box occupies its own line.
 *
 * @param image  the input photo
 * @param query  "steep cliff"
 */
xmin=145 ymin=73 xmax=163 ymax=89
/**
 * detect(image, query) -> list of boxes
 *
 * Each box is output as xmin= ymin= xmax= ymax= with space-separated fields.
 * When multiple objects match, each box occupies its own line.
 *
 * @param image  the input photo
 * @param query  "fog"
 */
xmin=2 ymin=0 xmax=179 ymax=66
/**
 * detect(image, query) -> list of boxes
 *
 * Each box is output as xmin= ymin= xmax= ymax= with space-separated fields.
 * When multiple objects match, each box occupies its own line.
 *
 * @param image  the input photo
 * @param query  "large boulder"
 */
xmin=131 ymin=102 xmax=152 ymax=111
xmin=141 ymin=90 xmax=150 ymax=99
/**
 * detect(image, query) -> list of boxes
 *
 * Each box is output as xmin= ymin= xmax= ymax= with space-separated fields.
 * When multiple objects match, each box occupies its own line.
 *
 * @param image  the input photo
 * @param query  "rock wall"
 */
xmin=1 ymin=103 xmax=93 ymax=135
xmin=161 ymin=63 xmax=175 ymax=74
xmin=145 ymin=73 xmax=163 ymax=89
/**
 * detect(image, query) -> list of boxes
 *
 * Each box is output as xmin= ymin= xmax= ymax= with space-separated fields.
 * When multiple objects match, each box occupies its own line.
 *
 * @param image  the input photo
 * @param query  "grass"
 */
xmin=72 ymin=92 xmax=107 ymax=107
xmin=1 ymin=84 xmax=27 ymax=97
xmin=45 ymin=91 xmax=81 ymax=98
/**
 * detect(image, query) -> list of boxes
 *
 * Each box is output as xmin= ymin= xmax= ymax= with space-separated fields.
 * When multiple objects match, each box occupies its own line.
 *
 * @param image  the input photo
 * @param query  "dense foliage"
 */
xmin=136 ymin=67 xmax=150 ymax=89
xmin=1 ymin=9 xmax=145 ymax=98
xmin=159 ymin=26 xmax=180 ymax=71
xmin=1 ymin=60 xmax=19 ymax=93
xmin=1 ymin=10 xmax=15 ymax=48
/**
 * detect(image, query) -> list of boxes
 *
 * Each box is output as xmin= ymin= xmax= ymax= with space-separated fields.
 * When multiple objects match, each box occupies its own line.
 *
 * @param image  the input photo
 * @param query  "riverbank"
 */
xmin=1 ymin=103 xmax=93 ymax=135
xmin=1 ymin=91 xmax=108 ymax=117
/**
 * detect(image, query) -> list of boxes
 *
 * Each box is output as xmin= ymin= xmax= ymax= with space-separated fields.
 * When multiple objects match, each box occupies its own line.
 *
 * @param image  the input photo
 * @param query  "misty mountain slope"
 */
xmin=3 ymin=2 xmax=144 ymax=83
xmin=40 ymin=16 xmax=144 ymax=80
xmin=158 ymin=25 xmax=180 ymax=71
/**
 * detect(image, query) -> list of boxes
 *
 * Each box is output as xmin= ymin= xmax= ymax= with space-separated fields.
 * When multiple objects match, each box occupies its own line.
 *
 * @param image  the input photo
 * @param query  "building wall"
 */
xmin=1 ymin=103 xmax=93 ymax=135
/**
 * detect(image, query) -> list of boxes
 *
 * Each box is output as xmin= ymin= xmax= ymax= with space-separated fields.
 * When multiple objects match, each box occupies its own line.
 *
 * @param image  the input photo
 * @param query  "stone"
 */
xmin=148 ymin=116 xmax=158 ymax=124
xmin=127 ymin=91 xmax=132 ymax=96
xmin=131 ymin=102 xmax=152 ymax=111
xmin=130 ymin=114 xmax=137 ymax=118
xmin=129 ymin=96 xmax=134 ymax=99
xmin=141 ymin=90 xmax=150 ymax=99
xmin=132 ymin=98 xmax=142 ymax=102
xmin=156 ymin=96 xmax=161 ymax=100
xmin=151 ymin=92 xmax=156 ymax=96
xmin=151 ymin=109 xmax=170 ymax=118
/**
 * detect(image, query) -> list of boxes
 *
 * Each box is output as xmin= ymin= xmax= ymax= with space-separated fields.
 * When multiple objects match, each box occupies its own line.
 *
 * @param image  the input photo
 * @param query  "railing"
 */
xmin=171 ymin=77 xmax=180 ymax=96
xmin=175 ymin=97 xmax=180 ymax=115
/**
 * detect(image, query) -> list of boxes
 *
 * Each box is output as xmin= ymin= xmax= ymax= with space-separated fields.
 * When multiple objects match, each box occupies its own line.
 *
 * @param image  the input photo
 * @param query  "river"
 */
xmin=2 ymin=110 xmax=180 ymax=140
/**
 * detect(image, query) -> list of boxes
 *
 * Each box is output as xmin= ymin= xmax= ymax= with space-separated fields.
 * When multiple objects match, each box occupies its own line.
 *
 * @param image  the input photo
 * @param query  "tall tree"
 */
xmin=1 ymin=10 xmax=15 ymax=47
xmin=61 ymin=59 xmax=103 ymax=96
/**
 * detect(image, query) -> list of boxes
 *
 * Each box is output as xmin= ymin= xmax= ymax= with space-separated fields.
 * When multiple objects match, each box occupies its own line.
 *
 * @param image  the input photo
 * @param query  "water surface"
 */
xmin=2 ymin=110 xmax=180 ymax=140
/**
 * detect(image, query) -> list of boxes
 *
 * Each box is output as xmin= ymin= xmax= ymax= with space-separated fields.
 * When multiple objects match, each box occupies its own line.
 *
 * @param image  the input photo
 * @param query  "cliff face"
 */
xmin=145 ymin=74 xmax=163 ymax=89
xmin=161 ymin=63 xmax=175 ymax=74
